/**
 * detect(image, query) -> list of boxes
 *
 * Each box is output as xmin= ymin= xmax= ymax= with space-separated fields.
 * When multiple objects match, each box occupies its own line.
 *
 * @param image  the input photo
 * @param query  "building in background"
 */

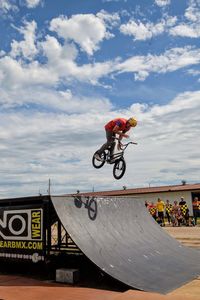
xmin=70 ymin=183 xmax=200 ymax=216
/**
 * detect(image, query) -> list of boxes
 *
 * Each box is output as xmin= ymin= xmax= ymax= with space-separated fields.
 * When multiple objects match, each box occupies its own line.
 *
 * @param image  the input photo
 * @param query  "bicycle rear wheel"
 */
xmin=92 ymin=151 xmax=106 ymax=169
xmin=113 ymin=158 xmax=126 ymax=179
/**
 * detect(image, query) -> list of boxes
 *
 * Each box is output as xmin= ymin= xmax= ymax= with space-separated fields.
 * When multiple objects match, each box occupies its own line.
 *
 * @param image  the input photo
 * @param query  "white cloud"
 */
xmin=155 ymin=0 xmax=171 ymax=7
xmin=0 ymin=0 xmax=18 ymax=13
xmin=0 ymin=56 xmax=57 ymax=89
xmin=169 ymin=1 xmax=200 ymax=38
xmin=24 ymin=0 xmax=42 ymax=8
xmin=97 ymin=9 xmax=120 ymax=28
xmin=185 ymin=0 xmax=200 ymax=22
xmin=40 ymin=35 xmax=114 ymax=85
xmin=120 ymin=16 xmax=177 ymax=41
xmin=120 ymin=20 xmax=154 ymax=40
xmin=0 ymin=84 xmax=113 ymax=112
xmin=115 ymin=47 xmax=200 ymax=80
xmin=121 ymin=2 xmax=200 ymax=40
xmin=50 ymin=13 xmax=113 ymax=55
xmin=1 ymin=33 xmax=114 ymax=89
xmin=1 ymin=38 xmax=200 ymax=91
xmin=10 ymin=20 xmax=38 ymax=60
xmin=0 ymin=4 xmax=200 ymax=198
xmin=170 ymin=24 xmax=200 ymax=37
xmin=0 ymin=90 xmax=199 ymax=197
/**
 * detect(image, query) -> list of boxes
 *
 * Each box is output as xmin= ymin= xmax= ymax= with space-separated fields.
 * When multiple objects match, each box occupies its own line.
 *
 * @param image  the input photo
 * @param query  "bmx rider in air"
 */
xmin=94 ymin=117 xmax=137 ymax=162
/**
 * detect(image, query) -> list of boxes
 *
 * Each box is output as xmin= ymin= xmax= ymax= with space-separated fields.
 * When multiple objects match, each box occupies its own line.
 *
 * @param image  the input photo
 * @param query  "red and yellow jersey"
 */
xmin=165 ymin=203 xmax=172 ymax=214
xmin=105 ymin=118 xmax=129 ymax=132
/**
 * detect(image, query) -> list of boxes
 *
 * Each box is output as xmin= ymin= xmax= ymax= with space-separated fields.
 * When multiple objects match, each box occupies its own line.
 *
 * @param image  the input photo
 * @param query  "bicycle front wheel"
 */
xmin=92 ymin=151 xmax=106 ymax=169
xmin=113 ymin=158 xmax=126 ymax=179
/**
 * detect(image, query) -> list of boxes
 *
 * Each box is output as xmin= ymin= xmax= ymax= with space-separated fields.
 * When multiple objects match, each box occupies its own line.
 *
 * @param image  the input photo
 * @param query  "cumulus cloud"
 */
xmin=115 ymin=46 xmax=200 ymax=80
xmin=185 ymin=0 xmax=200 ymax=22
xmin=0 ymin=84 xmax=113 ymax=113
xmin=120 ymin=16 xmax=177 ymax=41
xmin=170 ymin=24 xmax=200 ymax=37
xmin=10 ymin=20 xmax=38 ymax=60
xmin=0 ymin=56 xmax=58 ymax=89
xmin=1 ymin=34 xmax=200 ymax=91
xmin=49 ymin=13 xmax=114 ymax=55
xmin=97 ymin=9 xmax=120 ymax=28
xmin=120 ymin=2 xmax=200 ymax=40
xmin=1 ymin=4 xmax=200 ymax=198
xmin=40 ymin=35 xmax=115 ymax=85
xmin=169 ymin=1 xmax=200 ymax=38
xmin=0 ymin=90 xmax=199 ymax=197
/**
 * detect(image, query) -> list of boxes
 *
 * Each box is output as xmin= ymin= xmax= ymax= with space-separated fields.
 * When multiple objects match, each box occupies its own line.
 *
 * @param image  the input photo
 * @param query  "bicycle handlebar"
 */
xmin=114 ymin=137 xmax=137 ymax=145
xmin=130 ymin=141 xmax=138 ymax=145
xmin=117 ymin=140 xmax=138 ymax=151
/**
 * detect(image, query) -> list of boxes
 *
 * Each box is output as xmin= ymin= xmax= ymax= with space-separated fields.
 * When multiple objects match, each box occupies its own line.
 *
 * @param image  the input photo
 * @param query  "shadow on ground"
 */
xmin=0 ymin=255 xmax=130 ymax=292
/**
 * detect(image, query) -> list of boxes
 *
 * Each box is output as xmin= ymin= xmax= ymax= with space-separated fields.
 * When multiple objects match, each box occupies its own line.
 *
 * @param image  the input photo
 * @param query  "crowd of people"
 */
xmin=145 ymin=196 xmax=200 ymax=227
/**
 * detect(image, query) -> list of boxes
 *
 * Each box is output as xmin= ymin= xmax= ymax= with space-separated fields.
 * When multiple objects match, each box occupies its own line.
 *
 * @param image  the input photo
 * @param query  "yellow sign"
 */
xmin=31 ymin=210 xmax=42 ymax=239
xmin=0 ymin=240 xmax=43 ymax=250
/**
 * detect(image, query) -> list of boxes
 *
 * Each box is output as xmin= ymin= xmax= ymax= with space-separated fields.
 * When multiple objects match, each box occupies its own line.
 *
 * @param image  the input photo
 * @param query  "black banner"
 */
xmin=0 ymin=206 xmax=44 ymax=263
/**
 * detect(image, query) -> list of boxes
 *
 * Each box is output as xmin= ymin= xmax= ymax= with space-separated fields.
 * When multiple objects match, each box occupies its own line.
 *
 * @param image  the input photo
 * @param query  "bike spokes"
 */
xmin=92 ymin=151 xmax=106 ymax=169
xmin=113 ymin=158 xmax=126 ymax=180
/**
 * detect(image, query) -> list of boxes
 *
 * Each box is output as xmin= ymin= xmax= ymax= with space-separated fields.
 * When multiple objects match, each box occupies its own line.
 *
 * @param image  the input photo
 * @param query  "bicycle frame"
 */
xmin=107 ymin=139 xmax=137 ymax=163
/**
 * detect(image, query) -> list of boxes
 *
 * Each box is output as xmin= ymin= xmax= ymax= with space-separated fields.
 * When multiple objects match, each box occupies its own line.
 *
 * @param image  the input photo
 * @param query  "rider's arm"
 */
xmin=113 ymin=125 xmax=129 ymax=138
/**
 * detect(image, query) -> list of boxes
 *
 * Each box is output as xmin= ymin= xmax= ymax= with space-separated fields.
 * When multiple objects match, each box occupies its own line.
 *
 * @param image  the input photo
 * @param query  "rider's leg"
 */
xmin=109 ymin=139 xmax=116 ymax=157
xmin=96 ymin=130 xmax=115 ymax=155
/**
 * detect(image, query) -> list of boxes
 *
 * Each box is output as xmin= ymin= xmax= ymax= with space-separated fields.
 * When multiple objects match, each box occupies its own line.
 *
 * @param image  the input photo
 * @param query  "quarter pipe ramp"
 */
xmin=51 ymin=196 xmax=200 ymax=293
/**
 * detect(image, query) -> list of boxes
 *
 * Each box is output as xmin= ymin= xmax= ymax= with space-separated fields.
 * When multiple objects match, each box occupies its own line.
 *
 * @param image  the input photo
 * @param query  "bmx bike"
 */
xmin=92 ymin=138 xmax=137 ymax=180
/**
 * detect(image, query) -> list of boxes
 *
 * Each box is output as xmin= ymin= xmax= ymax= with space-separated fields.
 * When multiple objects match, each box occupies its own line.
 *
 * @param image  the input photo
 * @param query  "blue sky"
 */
xmin=0 ymin=0 xmax=200 ymax=197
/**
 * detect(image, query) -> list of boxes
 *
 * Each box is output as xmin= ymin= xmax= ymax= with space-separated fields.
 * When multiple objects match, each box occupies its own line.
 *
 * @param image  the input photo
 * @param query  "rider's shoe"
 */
xmin=94 ymin=153 xmax=103 ymax=162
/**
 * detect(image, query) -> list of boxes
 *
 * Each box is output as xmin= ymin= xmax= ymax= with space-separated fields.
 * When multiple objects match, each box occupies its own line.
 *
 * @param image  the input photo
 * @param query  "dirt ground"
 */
xmin=0 ymin=226 xmax=200 ymax=300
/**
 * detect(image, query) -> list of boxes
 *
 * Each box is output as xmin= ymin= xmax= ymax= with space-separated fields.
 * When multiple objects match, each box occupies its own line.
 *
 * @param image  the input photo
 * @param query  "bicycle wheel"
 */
xmin=113 ymin=158 xmax=126 ymax=179
xmin=92 ymin=151 xmax=106 ymax=168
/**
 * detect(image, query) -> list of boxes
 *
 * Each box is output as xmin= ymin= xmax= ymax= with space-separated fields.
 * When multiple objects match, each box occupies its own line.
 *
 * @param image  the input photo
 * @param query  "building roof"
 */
xmin=69 ymin=183 xmax=200 ymax=197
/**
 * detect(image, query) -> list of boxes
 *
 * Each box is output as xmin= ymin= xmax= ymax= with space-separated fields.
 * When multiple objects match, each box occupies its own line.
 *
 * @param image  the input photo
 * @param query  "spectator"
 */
xmin=165 ymin=199 xmax=172 ymax=225
xmin=184 ymin=207 xmax=190 ymax=226
xmin=176 ymin=209 xmax=183 ymax=226
xmin=156 ymin=198 xmax=165 ymax=226
xmin=148 ymin=202 xmax=157 ymax=221
xmin=171 ymin=201 xmax=181 ymax=227
xmin=192 ymin=197 xmax=200 ymax=225
xmin=179 ymin=196 xmax=189 ymax=226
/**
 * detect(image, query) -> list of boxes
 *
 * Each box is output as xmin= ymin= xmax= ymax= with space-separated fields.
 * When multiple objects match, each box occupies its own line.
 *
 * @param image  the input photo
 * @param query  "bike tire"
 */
xmin=92 ymin=151 xmax=106 ymax=169
xmin=113 ymin=158 xmax=126 ymax=180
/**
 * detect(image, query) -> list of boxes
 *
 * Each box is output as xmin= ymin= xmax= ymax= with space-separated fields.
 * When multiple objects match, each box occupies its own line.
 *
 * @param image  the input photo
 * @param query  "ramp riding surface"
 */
xmin=51 ymin=196 xmax=200 ymax=293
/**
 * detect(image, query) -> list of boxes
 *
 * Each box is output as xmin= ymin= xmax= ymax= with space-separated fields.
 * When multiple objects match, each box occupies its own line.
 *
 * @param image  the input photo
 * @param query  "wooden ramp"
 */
xmin=51 ymin=195 xmax=200 ymax=294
